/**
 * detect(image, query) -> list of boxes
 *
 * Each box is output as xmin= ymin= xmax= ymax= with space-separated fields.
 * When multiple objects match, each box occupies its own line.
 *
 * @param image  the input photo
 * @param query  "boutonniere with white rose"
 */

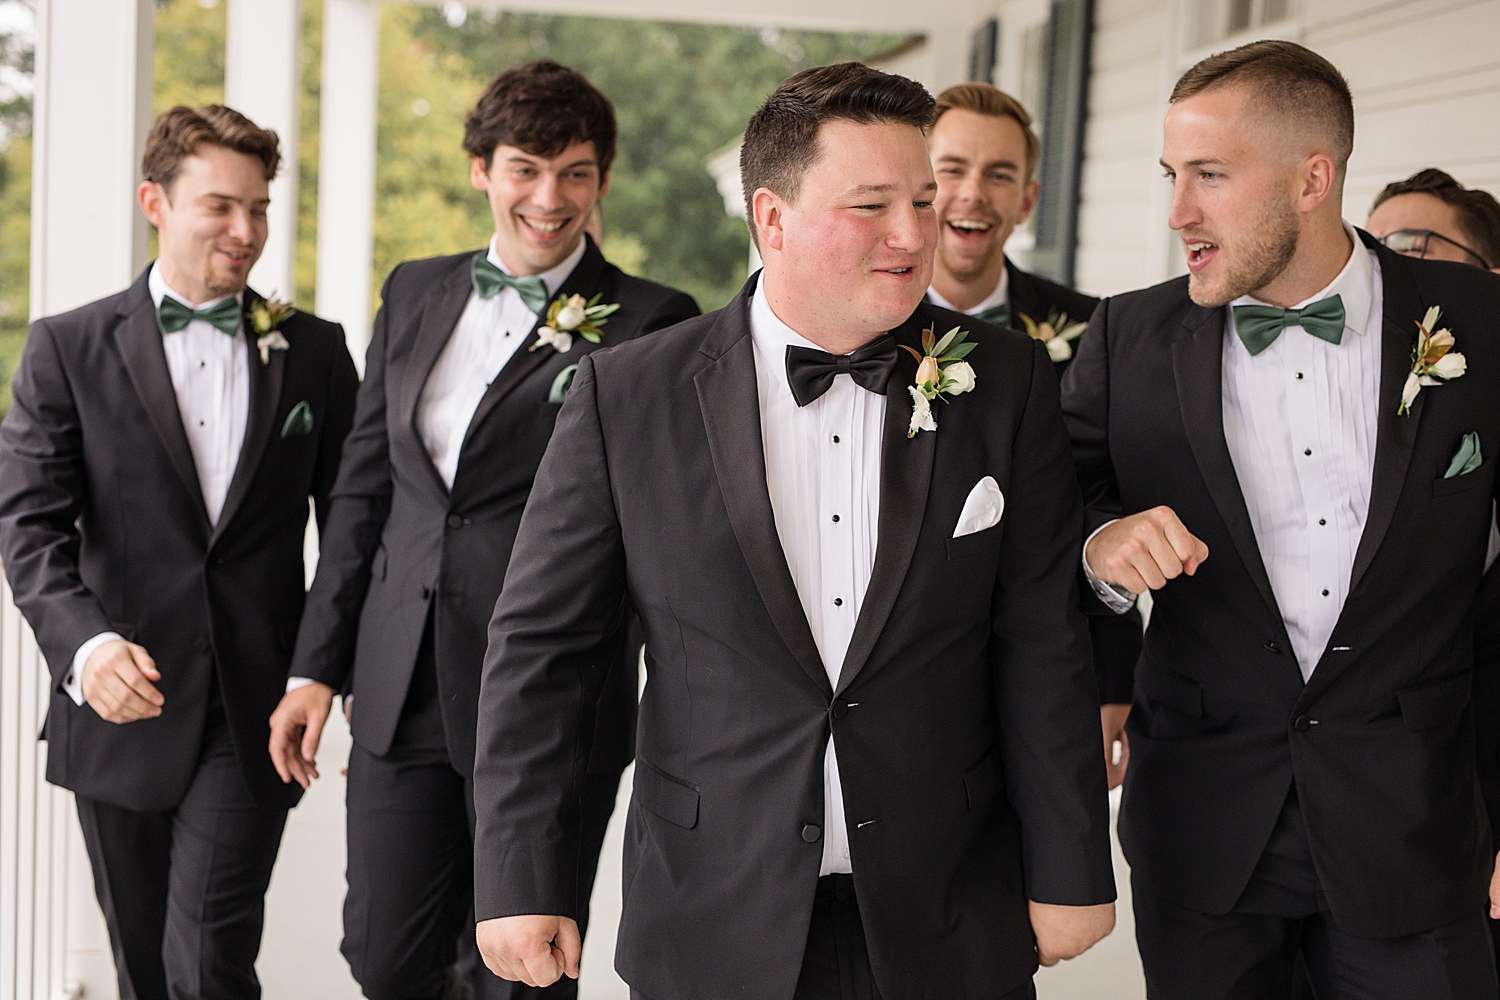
xmin=1019 ymin=310 xmax=1087 ymax=363
xmin=901 ymin=325 xmax=977 ymax=438
xmin=531 ymin=293 xmax=621 ymax=354
xmin=248 ymin=297 xmax=294 ymax=365
xmin=1398 ymin=305 xmax=1466 ymax=416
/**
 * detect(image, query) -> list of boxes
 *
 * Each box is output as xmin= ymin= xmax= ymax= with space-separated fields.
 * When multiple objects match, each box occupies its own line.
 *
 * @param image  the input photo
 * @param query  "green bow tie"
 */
xmin=471 ymin=255 xmax=549 ymax=315
xmin=1232 ymin=294 xmax=1346 ymax=356
xmin=156 ymin=295 xmax=242 ymax=336
xmin=973 ymin=303 xmax=1010 ymax=328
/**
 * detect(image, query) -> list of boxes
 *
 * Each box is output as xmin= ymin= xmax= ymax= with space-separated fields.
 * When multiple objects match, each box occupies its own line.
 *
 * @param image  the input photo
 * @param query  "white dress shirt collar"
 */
xmin=147 ymin=262 xmax=242 ymax=313
xmin=926 ymin=265 xmax=1009 ymax=316
xmin=749 ymin=279 xmax=837 ymax=399
xmin=1229 ymin=223 xmax=1374 ymax=345
xmin=488 ymin=233 xmax=588 ymax=300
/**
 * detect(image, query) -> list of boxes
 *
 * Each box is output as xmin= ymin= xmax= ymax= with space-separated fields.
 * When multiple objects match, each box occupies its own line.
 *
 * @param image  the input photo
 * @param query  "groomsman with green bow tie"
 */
xmin=269 ymin=60 xmax=697 ymax=999
xmin=0 ymin=106 xmax=358 ymax=1000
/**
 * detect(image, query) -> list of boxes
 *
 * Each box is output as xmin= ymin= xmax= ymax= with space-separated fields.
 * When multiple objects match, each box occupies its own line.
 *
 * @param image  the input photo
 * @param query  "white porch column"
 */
xmin=315 ymin=0 xmax=380 ymax=369
xmin=10 ymin=5 xmax=154 ymax=998
xmin=226 ymin=0 xmax=302 ymax=301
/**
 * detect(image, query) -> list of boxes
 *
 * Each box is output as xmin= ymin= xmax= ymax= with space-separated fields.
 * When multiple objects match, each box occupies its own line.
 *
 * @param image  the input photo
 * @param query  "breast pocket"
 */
xmin=946 ymin=522 xmax=1004 ymax=561
xmin=1433 ymin=457 xmax=1494 ymax=498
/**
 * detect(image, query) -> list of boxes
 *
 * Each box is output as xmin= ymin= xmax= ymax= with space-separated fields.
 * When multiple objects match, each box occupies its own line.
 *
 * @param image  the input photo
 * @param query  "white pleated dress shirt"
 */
xmin=926 ymin=266 xmax=1009 ymax=317
xmin=66 ymin=265 xmax=250 ymax=704
xmin=416 ymin=235 xmax=585 ymax=489
xmin=750 ymin=282 xmax=885 ymax=876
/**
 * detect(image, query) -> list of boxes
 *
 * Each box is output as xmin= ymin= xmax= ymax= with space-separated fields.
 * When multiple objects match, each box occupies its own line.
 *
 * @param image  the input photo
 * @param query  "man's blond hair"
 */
xmin=932 ymin=83 xmax=1041 ymax=183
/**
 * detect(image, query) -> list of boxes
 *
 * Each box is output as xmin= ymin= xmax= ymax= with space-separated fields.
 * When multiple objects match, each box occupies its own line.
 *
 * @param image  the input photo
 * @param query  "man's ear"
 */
xmin=137 ymin=180 xmax=167 ymax=229
xmin=1016 ymin=178 xmax=1041 ymax=226
xmin=598 ymin=169 xmax=611 ymax=200
xmin=752 ymin=187 xmax=786 ymax=253
xmin=1297 ymin=152 xmax=1338 ymax=214
xmin=470 ymin=155 xmax=491 ymax=192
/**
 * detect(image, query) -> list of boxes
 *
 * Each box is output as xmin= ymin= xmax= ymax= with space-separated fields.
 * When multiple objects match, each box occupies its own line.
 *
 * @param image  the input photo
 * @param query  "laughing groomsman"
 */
xmin=0 ymin=106 xmax=358 ymax=1000
xmin=925 ymin=82 xmax=1140 ymax=784
xmin=268 ymin=60 xmax=698 ymax=1000
xmin=1063 ymin=40 xmax=1500 ymax=998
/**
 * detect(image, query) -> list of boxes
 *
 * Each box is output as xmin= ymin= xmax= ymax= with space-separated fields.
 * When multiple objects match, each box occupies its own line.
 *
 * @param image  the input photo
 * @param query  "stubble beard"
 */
xmin=1187 ymin=199 xmax=1300 ymax=308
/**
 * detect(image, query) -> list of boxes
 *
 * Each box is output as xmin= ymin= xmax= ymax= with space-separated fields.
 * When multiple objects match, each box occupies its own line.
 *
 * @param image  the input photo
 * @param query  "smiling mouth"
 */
xmin=520 ymin=215 xmax=570 ymax=236
xmin=946 ymin=219 xmax=994 ymax=238
xmin=218 ymin=248 xmax=254 ymax=265
xmin=1184 ymin=239 xmax=1220 ymax=273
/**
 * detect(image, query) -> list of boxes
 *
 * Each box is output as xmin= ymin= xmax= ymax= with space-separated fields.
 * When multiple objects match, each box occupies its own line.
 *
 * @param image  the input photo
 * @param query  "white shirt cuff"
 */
xmin=68 ymin=631 xmax=124 ymax=706
xmin=285 ymin=676 xmax=317 ymax=694
xmin=1083 ymin=521 xmax=1138 ymax=614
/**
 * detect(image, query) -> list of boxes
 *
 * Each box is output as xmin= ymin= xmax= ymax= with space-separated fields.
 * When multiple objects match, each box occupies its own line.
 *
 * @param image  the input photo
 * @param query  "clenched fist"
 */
xmin=82 ymin=639 xmax=163 ymax=724
xmin=1086 ymin=506 xmax=1208 ymax=595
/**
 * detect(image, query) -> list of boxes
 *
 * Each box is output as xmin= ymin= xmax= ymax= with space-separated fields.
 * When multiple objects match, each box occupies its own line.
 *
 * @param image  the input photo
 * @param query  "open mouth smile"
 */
xmin=520 ymin=215 xmax=571 ymax=238
xmin=1184 ymin=239 xmax=1220 ymax=274
xmin=945 ymin=219 xmax=994 ymax=240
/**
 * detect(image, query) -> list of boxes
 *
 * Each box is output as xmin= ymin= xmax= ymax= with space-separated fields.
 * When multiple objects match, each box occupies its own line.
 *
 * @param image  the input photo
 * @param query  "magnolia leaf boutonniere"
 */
xmin=1020 ymin=310 xmax=1088 ymax=363
xmin=531 ymin=293 xmax=621 ymax=353
xmin=248 ymin=297 xmax=294 ymax=365
xmin=1399 ymin=305 xmax=1466 ymax=416
xmin=902 ymin=325 xmax=978 ymax=438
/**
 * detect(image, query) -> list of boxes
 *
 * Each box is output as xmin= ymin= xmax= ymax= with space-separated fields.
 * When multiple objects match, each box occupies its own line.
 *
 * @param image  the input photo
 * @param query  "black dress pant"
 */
xmin=343 ymin=626 xmax=621 ymax=1000
xmin=1133 ymin=787 xmax=1497 ymax=1000
xmin=74 ymin=696 xmax=289 ymax=1000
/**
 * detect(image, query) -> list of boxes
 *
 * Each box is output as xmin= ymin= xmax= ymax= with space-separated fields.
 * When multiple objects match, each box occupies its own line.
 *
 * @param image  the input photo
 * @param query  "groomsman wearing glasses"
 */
xmin=0 ymin=106 xmax=358 ymax=1000
xmin=269 ymin=60 xmax=698 ymax=999
xmin=1064 ymin=40 xmax=1500 ymax=997
xmin=925 ymin=82 xmax=1141 ymax=786
xmin=1366 ymin=168 xmax=1500 ymax=275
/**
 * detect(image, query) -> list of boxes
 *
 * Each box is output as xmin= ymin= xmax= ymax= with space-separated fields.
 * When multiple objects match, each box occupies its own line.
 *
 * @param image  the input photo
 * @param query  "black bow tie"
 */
xmin=784 ymin=335 xmax=898 ymax=407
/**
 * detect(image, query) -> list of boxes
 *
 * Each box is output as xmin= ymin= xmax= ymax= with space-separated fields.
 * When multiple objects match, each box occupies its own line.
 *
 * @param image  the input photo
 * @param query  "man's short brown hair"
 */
xmin=1372 ymin=168 xmax=1500 ymax=269
xmin=1170 ymin=40 xmax=1354 ymax=171
xmin=142 ymin=105 xmax=281 ymax=194
xmin=740 ymin=62 xmax=935 ymax=243
xmin=932 ymin=83 xmax=1041 ymax=183
xmin=463 ymin=60 xmax=617 ymax=175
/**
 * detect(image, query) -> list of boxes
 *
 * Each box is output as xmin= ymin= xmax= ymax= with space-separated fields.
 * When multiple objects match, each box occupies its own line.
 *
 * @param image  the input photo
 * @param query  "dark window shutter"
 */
xmin=1030 ymin=0 xmax=1094 ymax=286
xmin=968 ymin=18 xmax=999 ymax=83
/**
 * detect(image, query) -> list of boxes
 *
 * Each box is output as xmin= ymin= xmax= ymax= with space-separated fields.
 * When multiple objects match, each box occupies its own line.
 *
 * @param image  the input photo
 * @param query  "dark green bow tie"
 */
xmin=156 ymin=295 xmax=241 ymax=336
xmin=973 ymin=303 xmax=1010 ymax=328
xmin=1232 ymin=294 xmax=1346 ymax=356
xmin=471 ymin=255 xmax=549 ymax=315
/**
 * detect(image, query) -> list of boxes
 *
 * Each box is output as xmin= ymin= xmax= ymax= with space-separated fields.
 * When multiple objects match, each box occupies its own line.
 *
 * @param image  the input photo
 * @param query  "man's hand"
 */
xmin=1101 ymin=703 xmax=1131 ymax=790
xmin=1029 ymin=901 xmax=1115 ymax=966
xmin=477 ymin=915 xmax=581 ymax=988
xmin=81 ymin=639 xmax=163 ymax=723
xmin=1489 ymin=849 xmax=1500 ymax=919
xmin=268 ymin=682 xmax=334 ymax=788
xmin=1086 ymin=506 xmax=1208 ymax=595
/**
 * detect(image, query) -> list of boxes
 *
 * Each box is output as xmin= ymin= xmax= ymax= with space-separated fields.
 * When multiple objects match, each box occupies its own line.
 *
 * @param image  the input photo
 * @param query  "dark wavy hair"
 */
xmin=142 ymin=105 xmax=281 ymax=194
xmin=1372 ymin=168 xmax=1500 ymax=269
xmin=463 ymin=60 xmax=617 ymax=174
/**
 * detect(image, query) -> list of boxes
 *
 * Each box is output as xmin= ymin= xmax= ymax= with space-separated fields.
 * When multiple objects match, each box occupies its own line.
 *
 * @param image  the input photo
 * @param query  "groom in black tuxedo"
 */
xmin=472 ymin=62 xmax=1115 ymax=1000
xmin=0 ymin=106 xmax=357 ymax=999
xmin=1062 ymin=40 xmax=1500 ymax=998
xmin=269 ymin=60 xmax=697 ymax=1000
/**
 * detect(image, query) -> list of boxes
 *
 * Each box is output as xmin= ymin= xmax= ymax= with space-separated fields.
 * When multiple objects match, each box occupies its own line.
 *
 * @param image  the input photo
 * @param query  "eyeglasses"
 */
xmin=1377 ymin=228 xmax=1491 ymax=270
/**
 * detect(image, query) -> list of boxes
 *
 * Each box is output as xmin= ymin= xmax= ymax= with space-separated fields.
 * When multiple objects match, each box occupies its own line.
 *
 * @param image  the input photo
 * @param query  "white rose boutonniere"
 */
xmin=1019 ymin=310 xmax=1088 ymax=364
xmin=1398 ymin=305 xmax=1465 ymax=416
xmin=248 ymin=296 xmax=295 ymax=365
xmin=530 ymin=292 xmax=621 ymax=354
xmin=901 ymin=325 xmax=978 ymax=438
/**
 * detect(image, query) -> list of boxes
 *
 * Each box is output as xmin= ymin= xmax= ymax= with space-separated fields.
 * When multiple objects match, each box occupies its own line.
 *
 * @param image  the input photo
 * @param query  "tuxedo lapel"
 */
xmin=1172 ymin=303 xmax=1284 ymax=625
xmin=834 ymin=321 xmax=934 ymax=697
xmin=1005 ymin=257 xmax=1045 ymax=325
xmin=211 ymin=289 xmax=284 ymax=546
xmin=694 ymin=291 xmax=830 ymax=697
xmin=1349 ymin=247 xmax=1428 ymax=592
xmin=113 ymin=278 xmax=210 ymax=528
xmin=399 ymin=254 xmax=475 ymax=498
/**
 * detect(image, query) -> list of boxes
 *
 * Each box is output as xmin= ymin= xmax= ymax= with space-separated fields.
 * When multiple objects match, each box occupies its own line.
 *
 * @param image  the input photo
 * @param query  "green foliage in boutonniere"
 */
xmin=531 ymin=293 xmax=621 ymax=353
xmin=901 ymin=325 xmax=978 ymax=438
xmin=1019 ymin=310 xmax=1088 ymax=363
xmin=248 ymin=297 xmax=295 ymax=365
xmin=1399 ymin=305 xmax=1466 ymax=416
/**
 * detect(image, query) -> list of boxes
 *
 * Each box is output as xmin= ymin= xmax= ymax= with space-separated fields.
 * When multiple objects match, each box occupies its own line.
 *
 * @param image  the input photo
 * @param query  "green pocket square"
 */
xmin=280 ymin=400 xmax=314 ymax=438
xmin=547 ymin=364 xmax=579 ymax=404
xmin=1444 ymin=431 xmax=1482 ymax=478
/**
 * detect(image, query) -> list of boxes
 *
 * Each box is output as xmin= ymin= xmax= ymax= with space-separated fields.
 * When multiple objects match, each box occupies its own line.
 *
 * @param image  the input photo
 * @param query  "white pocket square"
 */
xmin=953 ymin=476 xmax=1005 ymax=538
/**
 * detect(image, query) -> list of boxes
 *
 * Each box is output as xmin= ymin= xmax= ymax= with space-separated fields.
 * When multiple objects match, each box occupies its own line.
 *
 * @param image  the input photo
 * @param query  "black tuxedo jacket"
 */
xmin=1061 ymin=231 xmax=1500 ymax=938
xmin=472 ymin=276 xmax=1115 ymax=1000
xmin=1006 ymin=255 xmax=1099 ymax=379
xmin=0 ymin=269 xmax=358 ymax=812
xmin=289 ymin=236 xmax=697 ymax=777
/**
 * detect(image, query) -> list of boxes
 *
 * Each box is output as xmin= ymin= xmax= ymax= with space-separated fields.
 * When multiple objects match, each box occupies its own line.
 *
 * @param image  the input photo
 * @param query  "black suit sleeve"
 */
xmin=646 ymin=290 xmax=701 ymax=334
xmin=0 ymin=318 xmax=113 ymax=686
xmin=289 ymin=271 xmax=399 ymax=690
xmin=311 ymin=327 xmax=360 ymax=534
xmin=991 ymin=341 xmax=1116 ymax=906
xmin=1060 ymin=295 xmax=1123 ymax=536
xmin=472 ymin=354 xmax=626 ymax=921
xmin=1476 ymin=553 xmax=1500 ymax=852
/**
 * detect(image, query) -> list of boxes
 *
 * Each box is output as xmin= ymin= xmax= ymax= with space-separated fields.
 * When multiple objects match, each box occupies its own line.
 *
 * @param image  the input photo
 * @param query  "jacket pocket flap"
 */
xmin=1433 ymin=457 xmax=1493 ymax=497
xmin=635 ymin=760 xmax=699 ymax=829
xmin=1398 ymin=671 xmax=1472 ymax=730
xmin=963 ymin=743 xmax=1004 ymax=809
xmin=1138 ymin=666 xmax=1204 ymax=718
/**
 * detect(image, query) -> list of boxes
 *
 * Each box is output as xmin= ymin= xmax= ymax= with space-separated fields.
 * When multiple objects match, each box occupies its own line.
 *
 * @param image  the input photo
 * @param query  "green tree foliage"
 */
xmin=0 ymin=0 xmax=34 ymax=412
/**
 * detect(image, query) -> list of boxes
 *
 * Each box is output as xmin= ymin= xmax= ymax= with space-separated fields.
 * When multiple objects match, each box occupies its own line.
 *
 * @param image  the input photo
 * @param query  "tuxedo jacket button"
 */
xmin=420 ymin=585 xmax=432 ymax=600
xmin=1293 ymin=715 xmax=1312 ymax=732
xmin=446 ymin=514 xmax=463 ymax=529
xmin=831 ymin=701 xmax=848 ymax=720
xmin=801 ymin=824 xmax=822 ymax=843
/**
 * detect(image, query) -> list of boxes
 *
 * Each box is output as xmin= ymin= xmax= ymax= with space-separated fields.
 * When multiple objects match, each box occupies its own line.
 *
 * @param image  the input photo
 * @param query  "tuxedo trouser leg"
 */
xmin=160 ymin=713 xmax=289 ymax=1000
xmin=1300 ymin=911 xmax=1497 ymax=1000
xmin=75 ymin=796 xmax=174 ymax=1000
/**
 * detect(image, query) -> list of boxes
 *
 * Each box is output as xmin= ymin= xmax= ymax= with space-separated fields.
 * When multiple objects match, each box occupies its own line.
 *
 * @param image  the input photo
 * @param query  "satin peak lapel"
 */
xmin=398 ymin=256 xmax=474 ymax=497
xmin=835 ymin=326 xmax=934 ymax=696
xmin=212 ymin=291 xmax=284 ymax=545
xmin=114 ymin=294 xmax=210 ymax=529
xmin=695 ymin=313 xmax=829 ymax=697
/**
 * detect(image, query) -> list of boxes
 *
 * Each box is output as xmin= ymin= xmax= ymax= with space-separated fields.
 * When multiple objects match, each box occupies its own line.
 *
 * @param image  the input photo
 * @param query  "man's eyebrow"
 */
xmin=1161 ymin=157 xmax=1230 ymax=170
xmin=201 ymin=191 xmax=271 ymax=206
xmin=506 ymin=154 xmax=598 ymax=171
